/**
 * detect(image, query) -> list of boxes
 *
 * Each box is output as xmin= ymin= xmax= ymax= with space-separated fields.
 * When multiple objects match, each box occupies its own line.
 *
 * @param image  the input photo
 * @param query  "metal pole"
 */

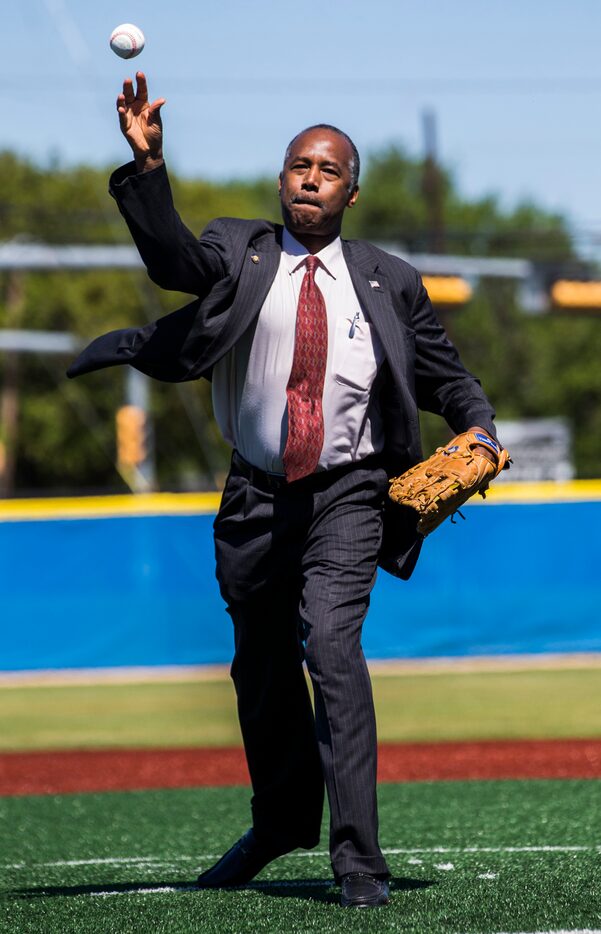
xmin=421 ymin=109 xmax=446 ymax=255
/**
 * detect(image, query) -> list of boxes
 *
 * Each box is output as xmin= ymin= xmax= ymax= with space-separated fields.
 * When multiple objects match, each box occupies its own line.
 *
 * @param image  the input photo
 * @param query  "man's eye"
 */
xmin=322 ymin=167 xmax=339 ymax=176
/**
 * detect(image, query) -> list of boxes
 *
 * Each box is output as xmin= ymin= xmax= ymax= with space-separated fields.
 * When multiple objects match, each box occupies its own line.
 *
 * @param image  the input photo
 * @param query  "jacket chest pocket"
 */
xmin=333 ymin=314 xmax=385 ymax=392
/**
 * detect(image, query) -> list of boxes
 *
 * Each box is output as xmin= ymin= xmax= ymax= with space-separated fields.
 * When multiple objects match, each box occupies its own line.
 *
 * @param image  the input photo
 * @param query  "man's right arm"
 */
xmin=112 ymin=72 xmax=228 ymax=295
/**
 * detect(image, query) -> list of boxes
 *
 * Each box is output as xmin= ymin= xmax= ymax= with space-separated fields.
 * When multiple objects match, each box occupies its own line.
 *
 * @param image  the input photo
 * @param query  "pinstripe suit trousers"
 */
xmin=214 ymin=452 xmax=391 ymax=881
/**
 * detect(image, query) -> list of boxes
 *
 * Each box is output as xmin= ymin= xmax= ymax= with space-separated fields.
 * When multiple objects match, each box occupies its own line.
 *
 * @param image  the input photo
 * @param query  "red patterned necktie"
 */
xmin=283 ymin=255 xmax=328 ymax=483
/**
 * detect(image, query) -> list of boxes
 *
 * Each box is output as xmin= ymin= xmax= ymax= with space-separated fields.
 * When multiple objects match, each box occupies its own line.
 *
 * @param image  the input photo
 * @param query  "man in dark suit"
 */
xmin=68 ymin=72 xmax=499 ymax=908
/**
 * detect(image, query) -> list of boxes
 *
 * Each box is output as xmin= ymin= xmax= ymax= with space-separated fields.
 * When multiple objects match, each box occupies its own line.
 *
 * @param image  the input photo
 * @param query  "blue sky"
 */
xmin=5 ymin=1 xmax=601 ymax=248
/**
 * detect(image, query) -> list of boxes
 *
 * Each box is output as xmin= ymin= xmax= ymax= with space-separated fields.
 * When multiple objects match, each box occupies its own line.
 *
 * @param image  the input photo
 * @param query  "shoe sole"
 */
xmin=341 ymin=897 xmax=390 ymax=908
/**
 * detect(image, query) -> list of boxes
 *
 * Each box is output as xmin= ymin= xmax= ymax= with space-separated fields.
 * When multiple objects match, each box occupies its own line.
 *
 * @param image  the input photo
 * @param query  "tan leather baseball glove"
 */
xmin=388 ymin=429 xmax=511 ymax=537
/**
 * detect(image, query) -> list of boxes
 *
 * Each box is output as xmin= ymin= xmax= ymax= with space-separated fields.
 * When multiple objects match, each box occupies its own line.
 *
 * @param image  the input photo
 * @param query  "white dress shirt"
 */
xmin=212 ymin=229 xmax=385 ymax=474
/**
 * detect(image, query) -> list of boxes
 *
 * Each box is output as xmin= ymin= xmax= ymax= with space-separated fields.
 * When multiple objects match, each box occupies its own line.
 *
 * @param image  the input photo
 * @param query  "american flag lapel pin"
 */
xmin=369 ymin=279 xmax=381 ymax=289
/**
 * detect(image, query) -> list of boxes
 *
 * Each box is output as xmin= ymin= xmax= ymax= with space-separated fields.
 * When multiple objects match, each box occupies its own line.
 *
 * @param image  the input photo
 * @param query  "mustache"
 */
xmin=290 ymin=194 xmax=325 ymax=209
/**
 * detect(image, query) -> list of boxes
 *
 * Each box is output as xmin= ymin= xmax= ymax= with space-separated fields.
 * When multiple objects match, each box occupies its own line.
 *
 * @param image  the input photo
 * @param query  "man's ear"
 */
xmin=278 ymin=172 xmax=282 ymax=194
xmin=347 ymin=185 xmax=359 ymax=208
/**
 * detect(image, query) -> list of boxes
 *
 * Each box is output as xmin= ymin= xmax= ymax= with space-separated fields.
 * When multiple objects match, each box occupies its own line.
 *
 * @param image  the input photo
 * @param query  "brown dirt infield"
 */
xmin=1 ymin=739 xmax=601 ymax=796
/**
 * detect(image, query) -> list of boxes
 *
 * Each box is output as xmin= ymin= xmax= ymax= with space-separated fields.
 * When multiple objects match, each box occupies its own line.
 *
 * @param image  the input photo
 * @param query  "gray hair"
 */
xmin=284 ymin=124 xmax=360 ymax=192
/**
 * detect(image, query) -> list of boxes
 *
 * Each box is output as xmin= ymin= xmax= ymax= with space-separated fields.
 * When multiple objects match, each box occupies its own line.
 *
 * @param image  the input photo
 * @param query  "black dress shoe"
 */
xmin=340 ymin=872 xmax=390 ymax=908
xmin=196 ymin=829 xmax=287 ymax=888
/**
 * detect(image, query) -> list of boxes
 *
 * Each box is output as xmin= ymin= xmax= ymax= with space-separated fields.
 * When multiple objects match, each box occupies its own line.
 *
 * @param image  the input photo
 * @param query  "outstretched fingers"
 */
xmin=134 ymin=71 xmax=148 ymax=102
xmin=121 ymin=72 xmax=147 ymax=106
xmin=115 ymin=71 xmax=164 ymax=158
xmin=121 ymin=77 xmax=136 ymax=106
xmin=116 ymin=92 xmax=130 ymax=131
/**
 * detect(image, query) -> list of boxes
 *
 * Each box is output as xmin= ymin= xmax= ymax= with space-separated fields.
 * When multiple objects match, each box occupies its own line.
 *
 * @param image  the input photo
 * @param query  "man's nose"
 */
xmin=302 ymin=166 xmax=320 ymax=190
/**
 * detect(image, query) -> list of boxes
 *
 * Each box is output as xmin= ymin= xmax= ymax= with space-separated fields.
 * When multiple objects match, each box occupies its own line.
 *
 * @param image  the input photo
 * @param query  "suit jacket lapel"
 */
xmin=191 ymin=229 xmax=282 ymax=377
xmin=223 ymin=232 xmax=281 ymax=343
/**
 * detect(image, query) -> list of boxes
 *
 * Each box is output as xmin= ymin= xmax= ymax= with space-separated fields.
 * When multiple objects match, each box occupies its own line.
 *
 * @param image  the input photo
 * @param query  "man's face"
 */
xmin=278 ymin=129 xmax=359 ymax=240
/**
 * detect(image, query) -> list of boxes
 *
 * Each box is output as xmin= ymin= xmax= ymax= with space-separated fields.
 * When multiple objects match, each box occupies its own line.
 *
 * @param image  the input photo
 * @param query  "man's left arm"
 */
xmin=409 ymin=272 xmax=498 ymax=441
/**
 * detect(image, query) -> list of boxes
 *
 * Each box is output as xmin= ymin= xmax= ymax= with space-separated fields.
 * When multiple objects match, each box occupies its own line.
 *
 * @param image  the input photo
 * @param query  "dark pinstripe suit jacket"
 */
xmin=67 ymin=162 xmax=497 ymax=580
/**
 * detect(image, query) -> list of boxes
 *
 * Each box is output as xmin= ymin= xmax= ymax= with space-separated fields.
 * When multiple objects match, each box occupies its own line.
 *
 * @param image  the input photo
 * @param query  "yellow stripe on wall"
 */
xmin=474 ymin=479 xmax=601 ymax=505
xmin=0 ymin=492 xmax=223 ymax=522
xmin=0 ymin=480 xmax=600 ymax=523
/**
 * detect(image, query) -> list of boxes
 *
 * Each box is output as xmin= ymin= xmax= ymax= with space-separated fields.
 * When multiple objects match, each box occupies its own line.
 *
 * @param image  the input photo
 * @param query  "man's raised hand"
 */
xmin=117 ymin=72 xmax=165 ymax=173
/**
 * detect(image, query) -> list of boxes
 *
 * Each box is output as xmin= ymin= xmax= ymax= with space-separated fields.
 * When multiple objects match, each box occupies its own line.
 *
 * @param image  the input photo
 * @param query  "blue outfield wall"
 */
xmin=1 ymin=495 xmax=600 ymax=671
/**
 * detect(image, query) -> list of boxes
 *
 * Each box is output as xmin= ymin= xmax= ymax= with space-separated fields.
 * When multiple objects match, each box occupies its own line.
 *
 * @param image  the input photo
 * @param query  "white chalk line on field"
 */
xmin=87 ymin=880 xmax=334 ymax=898
xmin=3 ymin=843 xmax=600 ymax=872
xmin=91 ymin=885 xmax=196 ymax=897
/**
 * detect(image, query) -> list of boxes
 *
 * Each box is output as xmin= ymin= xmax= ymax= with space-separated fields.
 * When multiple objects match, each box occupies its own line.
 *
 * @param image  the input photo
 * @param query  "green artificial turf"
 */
xmin=1 ymin=780 xmax=601 ymax=933
xmin=2 ymin=667 xmax=601 ymax=751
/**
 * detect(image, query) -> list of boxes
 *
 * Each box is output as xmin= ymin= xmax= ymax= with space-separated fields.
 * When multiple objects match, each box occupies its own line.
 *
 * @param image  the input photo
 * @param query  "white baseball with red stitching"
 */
xmin=109 ymin=24 xmax=145 ymax=59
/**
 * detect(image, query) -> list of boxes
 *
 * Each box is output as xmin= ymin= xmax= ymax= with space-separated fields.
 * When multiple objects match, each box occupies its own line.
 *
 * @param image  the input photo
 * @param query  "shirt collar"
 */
xmin=282 ymin=228 xmax=341 ymax=280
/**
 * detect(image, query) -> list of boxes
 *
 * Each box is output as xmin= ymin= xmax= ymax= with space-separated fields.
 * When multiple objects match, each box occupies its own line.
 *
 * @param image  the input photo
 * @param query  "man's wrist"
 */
xmin=134 ymin=153 xmax=165 ymax=174
xmin=468 ymin=426 xmax=499 ymax=465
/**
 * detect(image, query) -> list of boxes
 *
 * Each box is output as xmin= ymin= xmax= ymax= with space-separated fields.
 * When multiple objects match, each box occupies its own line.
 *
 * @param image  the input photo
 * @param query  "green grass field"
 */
xmin=3 ymin=665 xmax=601 ymax=931
xmin=2 ymin=780 xmax=601 ymax=933
xmin=2 ymin=666 xmax=601 ymax=750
